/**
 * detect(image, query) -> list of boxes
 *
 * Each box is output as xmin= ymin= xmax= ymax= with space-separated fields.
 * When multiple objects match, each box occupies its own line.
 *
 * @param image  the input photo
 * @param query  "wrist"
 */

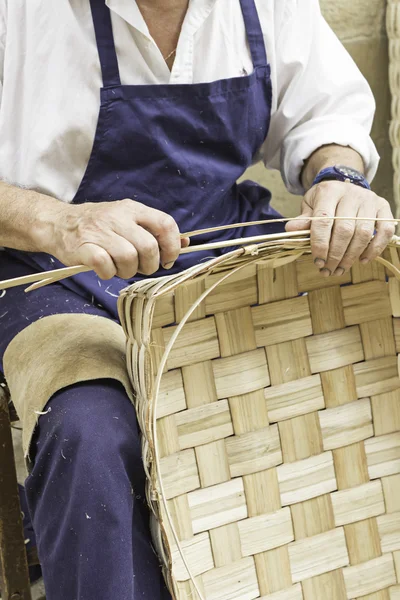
xmin=301 ymin=144 xmax=365 ymax=190
xmin=312 ymin=165 xmax=371 ymax=191
xmin=31 ymin=195 xmax=71 ymax=254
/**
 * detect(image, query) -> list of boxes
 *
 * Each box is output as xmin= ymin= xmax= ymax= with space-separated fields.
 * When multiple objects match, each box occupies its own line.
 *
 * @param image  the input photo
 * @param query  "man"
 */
xmin=0 ymin=0 xmax=394 ymax=598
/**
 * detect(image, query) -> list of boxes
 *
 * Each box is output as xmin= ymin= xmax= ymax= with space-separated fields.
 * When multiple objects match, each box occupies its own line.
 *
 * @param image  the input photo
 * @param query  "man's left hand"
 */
xmin=285 ymin=181 xmax=395 ymax=276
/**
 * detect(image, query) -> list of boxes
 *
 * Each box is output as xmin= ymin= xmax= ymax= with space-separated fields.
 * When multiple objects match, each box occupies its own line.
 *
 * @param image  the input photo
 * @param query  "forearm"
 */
xmin=0 ymin=182 xmax=64 ymax=252
xmin=301 ymin=144 xmax=365 ymax=191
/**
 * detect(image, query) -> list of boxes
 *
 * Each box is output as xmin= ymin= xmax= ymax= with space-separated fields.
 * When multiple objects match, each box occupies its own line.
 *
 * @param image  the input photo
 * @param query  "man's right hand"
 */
xmin=40 ymin=199 xmax=189 ymax=280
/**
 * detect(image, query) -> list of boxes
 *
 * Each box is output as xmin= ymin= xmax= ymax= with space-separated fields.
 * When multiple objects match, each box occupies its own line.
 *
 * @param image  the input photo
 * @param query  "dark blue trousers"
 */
xmin=0 ymin=251 xmax=170 ymax=598
xmin=24 ymin=379 xmax=170 ymax=600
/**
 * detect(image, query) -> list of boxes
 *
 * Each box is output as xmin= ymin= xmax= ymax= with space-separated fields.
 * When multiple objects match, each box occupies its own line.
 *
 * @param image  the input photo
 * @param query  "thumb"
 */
xmin=285 ymin=205 xmax=313 ymax=232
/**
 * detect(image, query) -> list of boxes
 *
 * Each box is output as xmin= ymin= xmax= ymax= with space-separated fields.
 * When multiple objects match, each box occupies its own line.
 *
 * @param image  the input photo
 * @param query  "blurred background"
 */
xmin=243 ymin=0 xmax=393 ymax=218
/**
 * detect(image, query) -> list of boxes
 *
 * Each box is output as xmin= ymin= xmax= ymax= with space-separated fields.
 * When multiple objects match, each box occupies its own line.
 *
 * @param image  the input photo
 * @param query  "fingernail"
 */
xmin=333 ymin=267 xmax=345 ymax=277
xmin=320 ymin=268 xmax=331 ymax=277
xmin=163 ymin=261 xmax=174 ymax=270
xmin=360 ymin=258 xmax=369 ymax=265
xmin=314 ymin=258 xmax=325 ymax=269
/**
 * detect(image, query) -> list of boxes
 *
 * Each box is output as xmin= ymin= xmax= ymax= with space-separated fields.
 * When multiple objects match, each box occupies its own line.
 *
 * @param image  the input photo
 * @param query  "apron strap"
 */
xmin=89 ymin=0 xmax=121 ymax=87
xmin=239 ymin=0 xmax=268 ymax=69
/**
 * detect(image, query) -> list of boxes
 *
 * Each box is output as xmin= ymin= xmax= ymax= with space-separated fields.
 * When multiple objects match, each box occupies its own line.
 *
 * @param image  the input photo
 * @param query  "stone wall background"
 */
xmin=244 ymin=0 xmax=393 ymax=217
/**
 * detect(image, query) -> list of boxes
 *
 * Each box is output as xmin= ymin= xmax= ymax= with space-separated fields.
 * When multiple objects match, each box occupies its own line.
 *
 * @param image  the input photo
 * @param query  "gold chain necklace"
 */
xmin=164 ymin=48 xmax=177 ymax=62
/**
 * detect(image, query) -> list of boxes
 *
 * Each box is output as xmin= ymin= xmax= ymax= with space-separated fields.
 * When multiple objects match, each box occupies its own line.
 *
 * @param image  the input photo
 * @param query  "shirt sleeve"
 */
xmin=262 ymin=0 xmax=379 ymax=195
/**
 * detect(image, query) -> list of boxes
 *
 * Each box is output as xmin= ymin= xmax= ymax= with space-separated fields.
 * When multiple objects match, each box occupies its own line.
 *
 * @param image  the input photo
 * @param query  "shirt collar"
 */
xmin=106 ymin=0 xmax=150 ymax=38
xmin=106 ymin=0 xmax=217 ymax=40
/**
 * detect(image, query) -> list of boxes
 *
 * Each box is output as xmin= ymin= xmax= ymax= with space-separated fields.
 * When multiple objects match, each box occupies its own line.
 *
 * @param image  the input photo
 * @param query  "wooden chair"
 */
xmin=0 ymin=378 xmax=33 ymax=600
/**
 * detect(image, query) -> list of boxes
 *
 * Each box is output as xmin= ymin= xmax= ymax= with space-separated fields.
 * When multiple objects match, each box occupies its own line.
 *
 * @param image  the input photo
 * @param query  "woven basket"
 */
xmin=118 ymin=235 xmax=400 ymax=600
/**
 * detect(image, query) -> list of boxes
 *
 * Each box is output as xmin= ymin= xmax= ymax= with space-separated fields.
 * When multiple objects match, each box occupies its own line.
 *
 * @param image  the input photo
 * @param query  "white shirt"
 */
xmin=0 ymin=0 xmax=379 ymax=201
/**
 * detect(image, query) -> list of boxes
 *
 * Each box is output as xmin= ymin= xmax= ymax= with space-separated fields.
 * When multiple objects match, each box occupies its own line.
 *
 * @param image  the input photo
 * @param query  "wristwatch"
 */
xmin=312 ymin=165 xmax=371 ymax=191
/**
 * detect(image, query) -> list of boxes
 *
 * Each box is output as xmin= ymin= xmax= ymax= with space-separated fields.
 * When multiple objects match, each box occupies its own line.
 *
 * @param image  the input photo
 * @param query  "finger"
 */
xmin=103 ymin=234 xmax=139 ymax=279
xmin=285 ymin=187 xmax=315 ymax=232
xmin=130 ymin=203 xmax=181 ymax=269
xmin=79 ymin=243 xmax=117 ymax=280
xmin=129 ymin=226 xmax=160 ymax=276
xmin=285 ymin=206 xmax=313 ymax=232
xmin=360 ymin=202 xmax=396 ymax=263
xmin=332 ymin=203 xmax=374 ymax=275
xmin=308 ymin=190 xmax=338 ymax=270
xmin=181 ymin=236 xmax=190 ymax=248
xmin=323 ymin=197 xmax=359 ymax=276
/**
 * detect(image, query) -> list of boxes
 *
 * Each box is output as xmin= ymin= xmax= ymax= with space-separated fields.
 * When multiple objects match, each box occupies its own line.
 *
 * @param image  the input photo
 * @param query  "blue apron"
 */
xmin=2 ymin=0 xmax=282 ymax=324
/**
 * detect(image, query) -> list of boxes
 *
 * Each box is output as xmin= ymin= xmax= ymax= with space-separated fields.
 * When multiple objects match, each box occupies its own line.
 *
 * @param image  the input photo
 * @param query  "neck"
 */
xmin=136 ymin=0 xmax=189 ymax=68
xmin=136 ymin=0 xmax=189 ymax=14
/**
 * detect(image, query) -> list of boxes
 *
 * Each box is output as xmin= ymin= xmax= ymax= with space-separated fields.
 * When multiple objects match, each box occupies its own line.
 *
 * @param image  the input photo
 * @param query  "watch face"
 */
xmin=335 ymin=165 xmax=364 ymax=182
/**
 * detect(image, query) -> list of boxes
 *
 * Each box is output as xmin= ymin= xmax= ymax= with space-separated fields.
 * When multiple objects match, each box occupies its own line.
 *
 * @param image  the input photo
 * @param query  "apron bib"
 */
xmin=5 ymin=0 xmax=282 ymax=319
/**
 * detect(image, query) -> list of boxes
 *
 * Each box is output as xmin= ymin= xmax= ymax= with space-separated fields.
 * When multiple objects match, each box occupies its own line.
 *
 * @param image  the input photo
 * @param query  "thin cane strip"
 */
xmin=152 ymin=263 xmax=250 ymax=600
xmin=375 ymin=255 xmax=400 ymax=279
xmin=179 ymin=231 xmax=312 ymax=254
xmin=182 ymin=215 xmax=400 ymax=238
xmin=0 ymin=265 xmax=92 ymax=290
xmin=24 ymin=264 xmax=97 ymax=291
xmin=25 ymin=276 xmax=64 ymax=292
xmin=0 ymin=265 xmax=92 ymax=291
xmin=145 ymin=245 xmax=308 ymax=302
xmin=1 ymin=231 xmax=310 ymax=292
xmin=5 ymin=232 xmax=397 ymax=293
xmin=154 ymin=241 xmax=305 ymax=295
xmin=0 ymin=232 xmax=308 ymax=291
xmin=23 ymin=266 xmax=92 ymax=291
xmin=0 ymin=216 xmax=399 ymax=291
xmin=0 ymin=231 xmax=391 ymax=293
